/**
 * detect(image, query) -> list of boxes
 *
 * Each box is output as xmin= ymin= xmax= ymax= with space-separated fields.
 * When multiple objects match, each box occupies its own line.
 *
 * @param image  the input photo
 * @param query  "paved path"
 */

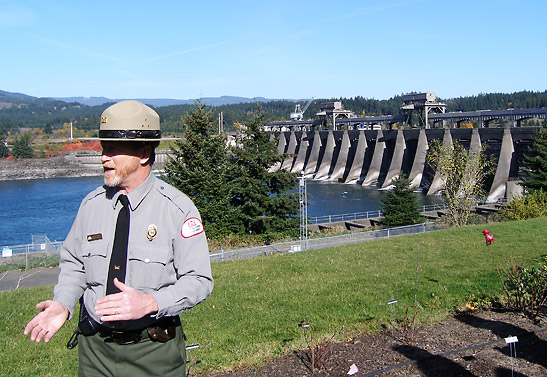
xmin=0 ymin=267 xmax=59 ymax=292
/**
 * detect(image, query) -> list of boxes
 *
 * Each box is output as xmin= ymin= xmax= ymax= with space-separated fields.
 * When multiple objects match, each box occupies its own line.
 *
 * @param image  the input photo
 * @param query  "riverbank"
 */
xmin=0 ymin=155 xmax=103 ymax=181
xmin=0 ymin=154 xmax=169 ymax=181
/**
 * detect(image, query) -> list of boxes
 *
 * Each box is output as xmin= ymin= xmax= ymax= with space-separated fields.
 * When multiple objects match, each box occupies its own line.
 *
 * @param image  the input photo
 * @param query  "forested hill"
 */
xmin=1 ymin=89 xmax=546 ymax=135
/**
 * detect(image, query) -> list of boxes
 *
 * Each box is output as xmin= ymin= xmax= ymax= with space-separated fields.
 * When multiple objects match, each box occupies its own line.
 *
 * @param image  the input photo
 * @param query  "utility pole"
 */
xmin=218 ymin=112 xmax=223 ymax=134
xmin=299 ymin=172 xmax=308 ymax=250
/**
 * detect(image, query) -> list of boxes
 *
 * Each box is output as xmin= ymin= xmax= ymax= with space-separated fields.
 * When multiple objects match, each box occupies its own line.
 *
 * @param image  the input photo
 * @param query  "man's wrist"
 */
xmin=145 ymin=294 xmax=159 ymax=315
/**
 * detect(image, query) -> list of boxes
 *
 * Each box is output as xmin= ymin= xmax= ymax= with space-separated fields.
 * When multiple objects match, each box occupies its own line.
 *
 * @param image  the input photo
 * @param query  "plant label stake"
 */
xmin=298 ymin=320 xmax=310 ymax=346
xmin=185 ymin=343 xmax=199 ymax=376
xmin=387 ymin=299 xmax=398 ymax=338
xmin=505 ymin=336 xmax=518 ymax=376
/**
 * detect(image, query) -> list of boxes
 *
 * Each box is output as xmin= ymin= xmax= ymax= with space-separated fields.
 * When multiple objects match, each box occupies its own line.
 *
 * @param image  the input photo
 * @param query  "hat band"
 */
xmin=99 ymin=130 xmax=161 ymax=140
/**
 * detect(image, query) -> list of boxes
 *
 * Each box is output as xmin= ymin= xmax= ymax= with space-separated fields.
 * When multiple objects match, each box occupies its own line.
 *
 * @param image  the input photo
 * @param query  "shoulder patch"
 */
xmin=181 ymin=217 xmax=204 ymax=238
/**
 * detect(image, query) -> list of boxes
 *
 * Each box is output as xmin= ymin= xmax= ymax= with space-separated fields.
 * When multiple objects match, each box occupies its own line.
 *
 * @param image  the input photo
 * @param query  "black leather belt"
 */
xmin=98 ymin=316 xmax=180 ymax=345
xmin=99 ymin=326 xmax=146 ymax=345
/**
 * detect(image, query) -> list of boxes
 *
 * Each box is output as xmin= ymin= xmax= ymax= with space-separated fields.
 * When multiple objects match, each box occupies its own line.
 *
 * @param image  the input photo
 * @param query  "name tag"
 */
xmin=87 ymin=233 xmax=103 ymax=242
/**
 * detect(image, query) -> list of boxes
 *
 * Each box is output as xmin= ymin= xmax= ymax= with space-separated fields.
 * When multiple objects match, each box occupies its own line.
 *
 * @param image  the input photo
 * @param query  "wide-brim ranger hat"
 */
xmin=98 ymin=100 xmax=162 ymax=141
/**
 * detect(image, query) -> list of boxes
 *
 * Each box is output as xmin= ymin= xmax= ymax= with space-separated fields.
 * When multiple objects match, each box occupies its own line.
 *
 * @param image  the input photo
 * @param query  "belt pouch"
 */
xmin=67 ymin=297 xmax=100 ymax=349
xmin=147 ymin=317 xmax=178 ymax=343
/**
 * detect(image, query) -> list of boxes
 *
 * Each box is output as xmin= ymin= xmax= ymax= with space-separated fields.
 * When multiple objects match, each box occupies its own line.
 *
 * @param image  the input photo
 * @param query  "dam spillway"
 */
xmin=275 ymin=128 xmax=537 ymax=203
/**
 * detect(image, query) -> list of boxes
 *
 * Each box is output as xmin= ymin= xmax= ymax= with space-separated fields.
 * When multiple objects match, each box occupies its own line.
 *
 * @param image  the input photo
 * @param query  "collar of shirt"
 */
xmin=111 ymin=173 xmax=156 ymax=212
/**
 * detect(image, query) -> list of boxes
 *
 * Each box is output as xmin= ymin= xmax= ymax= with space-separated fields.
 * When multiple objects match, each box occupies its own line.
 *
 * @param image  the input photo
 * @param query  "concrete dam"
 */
xmin=274 ymin=127 xmax=537 ymax=203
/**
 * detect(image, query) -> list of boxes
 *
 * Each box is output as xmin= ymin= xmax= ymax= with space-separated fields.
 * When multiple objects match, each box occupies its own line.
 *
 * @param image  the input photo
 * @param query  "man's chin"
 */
xmin=104 ymin=173 xmax=122 ymax=188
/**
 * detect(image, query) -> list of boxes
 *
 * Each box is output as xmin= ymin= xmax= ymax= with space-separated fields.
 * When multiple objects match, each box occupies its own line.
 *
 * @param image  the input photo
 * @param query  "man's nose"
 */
xmin=100 ymin=153 xmax=110 ymax=163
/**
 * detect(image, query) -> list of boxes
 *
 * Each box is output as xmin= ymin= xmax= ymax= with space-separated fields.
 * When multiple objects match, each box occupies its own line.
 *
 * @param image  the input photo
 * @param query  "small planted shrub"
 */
xmin=483 ymin=229 xmax=547 ymax=318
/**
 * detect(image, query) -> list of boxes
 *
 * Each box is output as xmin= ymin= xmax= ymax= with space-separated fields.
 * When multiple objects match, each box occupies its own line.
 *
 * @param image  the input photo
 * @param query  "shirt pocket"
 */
xmin=128 ymin=245 xmax=173 ymax=291
xmin=81 ymin=240 xmax=109 ymax=287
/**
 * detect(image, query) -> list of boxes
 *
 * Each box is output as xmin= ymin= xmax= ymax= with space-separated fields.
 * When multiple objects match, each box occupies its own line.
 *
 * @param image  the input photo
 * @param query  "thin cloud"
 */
xmin=140 ymin=42 xmax=227 ymax=63
xmin=0 ymin=3 xmax=35 ymax=27
xmin=333 ymin=0 xmax=423 ymax=21
xmin=286 ymin=0 xmax=421 ymax=39
xmin=29 ymin=34 xmax=121 ymax=62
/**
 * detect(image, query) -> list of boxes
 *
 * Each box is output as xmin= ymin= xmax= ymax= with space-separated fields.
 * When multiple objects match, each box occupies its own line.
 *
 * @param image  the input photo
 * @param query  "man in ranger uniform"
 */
xmin=24 ymin=100 xmax=213 ymax=376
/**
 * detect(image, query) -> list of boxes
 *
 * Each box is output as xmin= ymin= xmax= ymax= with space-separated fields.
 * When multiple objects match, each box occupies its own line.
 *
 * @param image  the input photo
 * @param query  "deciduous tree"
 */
xmin=427 ymin=140 xmax=494 ymax=226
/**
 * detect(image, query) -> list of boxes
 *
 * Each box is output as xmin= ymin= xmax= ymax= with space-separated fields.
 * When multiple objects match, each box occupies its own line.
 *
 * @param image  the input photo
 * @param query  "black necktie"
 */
xmin=106 ymin=194 xmax=130 ymax=295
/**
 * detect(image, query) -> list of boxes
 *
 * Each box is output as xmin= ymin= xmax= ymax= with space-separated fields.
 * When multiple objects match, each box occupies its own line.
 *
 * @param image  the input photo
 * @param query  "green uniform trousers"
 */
xmin=78 ymin=325 xmax=186 ymax=377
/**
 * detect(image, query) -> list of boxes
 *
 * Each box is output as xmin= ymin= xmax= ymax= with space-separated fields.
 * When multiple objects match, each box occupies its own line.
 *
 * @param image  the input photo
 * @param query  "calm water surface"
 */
xmin=0 ymin=176 xmax=104 ymax=246
xmin=0 ymin=177 xmax=442 ymax=246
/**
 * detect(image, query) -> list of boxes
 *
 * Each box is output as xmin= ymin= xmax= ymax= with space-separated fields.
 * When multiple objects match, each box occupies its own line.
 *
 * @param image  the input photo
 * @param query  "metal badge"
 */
xmin=147 ymin=224 xmax=158 ymax=241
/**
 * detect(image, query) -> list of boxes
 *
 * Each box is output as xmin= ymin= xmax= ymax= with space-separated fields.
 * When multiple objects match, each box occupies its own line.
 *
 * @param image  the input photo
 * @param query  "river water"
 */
xmin=0 ymin=177 xmax=443 ymax=247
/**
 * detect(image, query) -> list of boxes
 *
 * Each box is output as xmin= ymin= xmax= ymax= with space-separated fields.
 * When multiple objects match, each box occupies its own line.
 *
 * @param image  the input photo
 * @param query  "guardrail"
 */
xmin=308 ymin=203 xmax=449 ymax=224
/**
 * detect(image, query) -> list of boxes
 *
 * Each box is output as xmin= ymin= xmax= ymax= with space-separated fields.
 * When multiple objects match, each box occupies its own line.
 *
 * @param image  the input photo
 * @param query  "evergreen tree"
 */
xmin=381 ymin=173 xmax=424 ymax=227
xmin=163 ymin=103 xmax=236 ymax=238
xmin=522 ymin=122 xmax=547 ymax=192
xmin=0 ymin=133 xmax=9 ymax=158
xmin=12 ymin=133 xmax=33 ymax=158
xmin=229 ymin=109 xmax=300 ymax=237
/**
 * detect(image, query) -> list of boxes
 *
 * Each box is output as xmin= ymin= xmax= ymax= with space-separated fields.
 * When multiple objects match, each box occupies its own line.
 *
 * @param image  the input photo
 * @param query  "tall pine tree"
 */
xmin=229 ymin=109 xmax=299 ymax=237
xmin=522 ymin=121 xmax=547 ymax=192
xmin=12 ymin=133 xmax=33 ymax=158
xmin=163 ymin=103 xmax=236 ymax=238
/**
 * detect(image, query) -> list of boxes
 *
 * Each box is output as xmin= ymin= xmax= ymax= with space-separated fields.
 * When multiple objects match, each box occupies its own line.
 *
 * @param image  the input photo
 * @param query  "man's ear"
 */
xmin=139 ymin=145 xmax=152 ymax=165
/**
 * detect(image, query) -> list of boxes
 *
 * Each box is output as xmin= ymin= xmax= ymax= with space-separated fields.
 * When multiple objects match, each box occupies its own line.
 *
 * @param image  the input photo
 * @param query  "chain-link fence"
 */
xmin=0 ymin=235 xmax=63 ymax=271
xmin=1 ymin=222 xmax=446 ymax=270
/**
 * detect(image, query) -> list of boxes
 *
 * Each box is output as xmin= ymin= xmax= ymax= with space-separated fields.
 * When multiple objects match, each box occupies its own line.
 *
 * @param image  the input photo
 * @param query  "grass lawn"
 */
xmin=2 ymin=217 xmax=546 ymax=376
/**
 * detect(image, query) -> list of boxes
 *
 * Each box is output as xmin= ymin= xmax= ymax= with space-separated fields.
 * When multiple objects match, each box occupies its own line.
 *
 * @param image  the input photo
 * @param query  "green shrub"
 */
xmin=499 ymin=190 xmax=547 ymax=221
xmin=503 ymin=264 xmax=547 ymax=318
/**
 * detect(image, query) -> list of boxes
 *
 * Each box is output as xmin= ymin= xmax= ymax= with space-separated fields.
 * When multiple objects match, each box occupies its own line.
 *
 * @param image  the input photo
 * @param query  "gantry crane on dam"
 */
xmin=290 ymin=97 xmax=314 ymax=121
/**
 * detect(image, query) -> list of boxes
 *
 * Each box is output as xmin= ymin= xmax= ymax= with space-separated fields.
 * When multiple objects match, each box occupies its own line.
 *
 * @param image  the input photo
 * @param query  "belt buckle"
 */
xmin=107 ymin=330 xmax=142 ymax=345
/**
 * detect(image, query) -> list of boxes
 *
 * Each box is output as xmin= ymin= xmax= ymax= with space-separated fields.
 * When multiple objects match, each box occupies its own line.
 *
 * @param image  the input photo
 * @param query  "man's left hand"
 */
xmin=95 ymin=278 xmax=159 ymax=322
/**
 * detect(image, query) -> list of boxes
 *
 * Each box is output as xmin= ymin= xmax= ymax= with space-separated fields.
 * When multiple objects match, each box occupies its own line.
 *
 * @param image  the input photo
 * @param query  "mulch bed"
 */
xmin=212 ymin=308 xmax=547 ymax=376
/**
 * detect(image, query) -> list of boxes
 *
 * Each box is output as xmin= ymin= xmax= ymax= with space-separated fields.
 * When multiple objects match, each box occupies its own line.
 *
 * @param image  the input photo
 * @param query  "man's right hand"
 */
xmin=24 ymin=300 xmax=69 ymax=343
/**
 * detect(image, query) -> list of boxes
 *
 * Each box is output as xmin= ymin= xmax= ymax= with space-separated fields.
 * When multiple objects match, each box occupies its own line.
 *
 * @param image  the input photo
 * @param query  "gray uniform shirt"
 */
xmin=53 ymin=173 xmax=213 ymax=323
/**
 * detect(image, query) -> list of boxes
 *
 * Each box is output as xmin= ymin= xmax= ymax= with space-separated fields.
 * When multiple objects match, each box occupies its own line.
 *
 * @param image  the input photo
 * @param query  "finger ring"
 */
xmin=114 ymin=307 xmax=119 ymax=315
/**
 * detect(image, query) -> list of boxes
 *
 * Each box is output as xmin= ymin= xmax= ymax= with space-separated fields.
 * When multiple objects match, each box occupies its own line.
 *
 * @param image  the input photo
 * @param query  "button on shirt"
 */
xmin=53 ymin=173 xmax=213 ymax=323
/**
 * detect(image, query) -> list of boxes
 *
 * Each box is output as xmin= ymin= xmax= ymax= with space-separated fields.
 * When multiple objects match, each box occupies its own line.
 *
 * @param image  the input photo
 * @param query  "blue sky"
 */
xmin=1 ymin=0 xmax=545 ymax=101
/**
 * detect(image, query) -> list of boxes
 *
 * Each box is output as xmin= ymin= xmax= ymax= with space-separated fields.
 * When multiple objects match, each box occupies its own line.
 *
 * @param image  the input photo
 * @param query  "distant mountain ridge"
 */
xmin=53 ymin=95 xmax=277 ymax=107
xmin=0 ymin=89 xmax=59 ymax=106
xmin=0 ymin=90 xmax=284 ymax=107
